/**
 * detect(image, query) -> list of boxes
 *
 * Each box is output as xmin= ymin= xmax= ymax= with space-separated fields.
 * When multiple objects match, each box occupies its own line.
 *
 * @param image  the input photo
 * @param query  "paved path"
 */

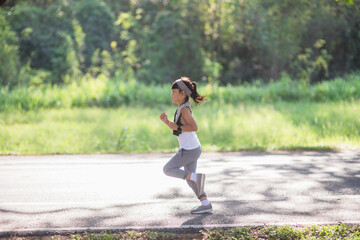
xmin=0 ymin=151 xmax=360 ymax=235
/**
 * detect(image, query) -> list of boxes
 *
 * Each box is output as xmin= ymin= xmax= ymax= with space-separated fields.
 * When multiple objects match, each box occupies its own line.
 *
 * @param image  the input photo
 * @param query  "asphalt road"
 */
xmin=0 ymin=151 xmax=360 ymax=235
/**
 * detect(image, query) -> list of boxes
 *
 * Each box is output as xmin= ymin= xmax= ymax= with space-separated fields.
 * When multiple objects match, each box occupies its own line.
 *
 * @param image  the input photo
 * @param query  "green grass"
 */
xmin=69 ymin=230 xmax=179 ymax=240
xmin=4 ymin=224 xmax=360 ymax=239
xmin=1 ymin=72 xmax=360 ymax=111
xmin=202 ymin=224 xmax=360 ymax=240
xmin=0 ymin=101 xmax=359 ymax=155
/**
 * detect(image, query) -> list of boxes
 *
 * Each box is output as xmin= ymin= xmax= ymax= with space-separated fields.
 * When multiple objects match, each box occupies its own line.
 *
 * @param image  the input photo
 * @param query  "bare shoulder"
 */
xmin=180 ymin=106 xmax=192 ymax=115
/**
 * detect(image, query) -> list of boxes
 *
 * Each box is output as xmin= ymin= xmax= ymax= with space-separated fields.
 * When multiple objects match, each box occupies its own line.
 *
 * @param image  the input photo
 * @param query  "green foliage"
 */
xmin=137 ymin=10 xmax=203 ymax=83
xmin=213 ymin=0 xmax=360 ymax=83
xmin=203 ymin=224 xmax=360 ymax=240
xmin=69 ymin=230 xmax=177 ymax=240
xmin=112 ymin=10 xmax=140 ymax=82
xmin=74 ymin=0 xmax=115 ymax=68
xmin=202 ymin=227 xmax=254 ymax=240
xmin=0 ymin=14 xmax=20 ymax=87
xmin=72 ymin=19 xmax=86 ymax=73
xmin=338 ymin=0 xmax=355 ymax=4
xmin=6 ymin=225 xmax=360 ymax=240
xmin=1 ymin=0 xmax=360 ymax=86
xmin=0 ymin=73 xmax=360 ymax=112
xmin=257 ymin=224 xmax=360 ymax=240
xmin=202 ymin=53 xmax=223 ymax=84
xmin=258 ymin=225 xmax=303 ymax=240
xmin=291 ymin=39 xmax=333 ymax=84
xmin=303 ymin=224 xmax=360 ymax=239
xmin=8 ymin=3 xmax=76 ymax=84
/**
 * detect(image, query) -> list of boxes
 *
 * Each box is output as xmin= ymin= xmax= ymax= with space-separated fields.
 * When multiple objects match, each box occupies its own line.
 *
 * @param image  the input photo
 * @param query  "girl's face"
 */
xmin=171 ymin=88 xmax=186 ymax=104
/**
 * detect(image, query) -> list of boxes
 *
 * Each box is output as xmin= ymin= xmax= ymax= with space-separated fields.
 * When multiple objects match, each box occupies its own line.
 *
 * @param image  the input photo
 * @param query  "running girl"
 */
xmin=159 ymin=76 xmax=212 ymax=214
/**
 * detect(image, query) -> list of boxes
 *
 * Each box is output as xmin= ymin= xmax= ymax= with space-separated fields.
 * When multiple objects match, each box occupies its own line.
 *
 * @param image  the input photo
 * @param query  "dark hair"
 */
xmin=172 ymin=76 xmax=207 ymax=105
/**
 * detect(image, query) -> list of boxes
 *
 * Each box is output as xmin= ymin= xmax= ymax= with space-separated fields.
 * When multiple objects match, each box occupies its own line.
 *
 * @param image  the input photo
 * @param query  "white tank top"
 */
xmin=174 ymin=102 xmax=201 ymax=150
xmin=177 ymin=131 xmax=201 ymax=150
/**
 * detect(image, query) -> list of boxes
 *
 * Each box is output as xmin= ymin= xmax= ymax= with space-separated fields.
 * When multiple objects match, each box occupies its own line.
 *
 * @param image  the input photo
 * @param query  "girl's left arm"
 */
xmin=180 ymin=107 xmax=198 ymax=132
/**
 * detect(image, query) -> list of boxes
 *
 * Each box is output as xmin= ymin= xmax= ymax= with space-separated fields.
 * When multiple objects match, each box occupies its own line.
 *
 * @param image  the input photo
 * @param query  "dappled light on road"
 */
xmin=0 ymin=152 xmax=359 ymax=232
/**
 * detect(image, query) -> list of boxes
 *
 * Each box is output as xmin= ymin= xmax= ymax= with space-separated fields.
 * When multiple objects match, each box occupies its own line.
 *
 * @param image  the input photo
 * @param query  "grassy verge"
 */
xmin=0 ymin=101 xmax=359 ymax=154
xmin=0 ymin=72 xmax=360 ymax=111
xmin=3 ymin=224 xmax=360 ymax=239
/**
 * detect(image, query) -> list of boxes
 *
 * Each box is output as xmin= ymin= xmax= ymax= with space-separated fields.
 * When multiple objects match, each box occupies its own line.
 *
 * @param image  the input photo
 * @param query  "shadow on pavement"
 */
xmin=180 ymin=214 xmax=212 ymax=226
xmin=1 ymin=151 xmax=360 ymax=231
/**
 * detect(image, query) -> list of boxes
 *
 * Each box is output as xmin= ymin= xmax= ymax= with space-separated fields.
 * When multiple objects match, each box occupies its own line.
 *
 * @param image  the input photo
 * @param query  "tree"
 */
xmin=74 ymin=0 xmax=115 ymax=68
xmin=9 ymin=4 xmax=76 ymax=84
xmin=0 ymin=14 xmax=20 ymax=86
xmin=137 ymin=10 xmax=203 ymax=83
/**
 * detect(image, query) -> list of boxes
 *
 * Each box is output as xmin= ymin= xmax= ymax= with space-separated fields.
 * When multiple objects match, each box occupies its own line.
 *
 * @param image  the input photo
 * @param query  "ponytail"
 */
xmin=190 ymin=81 xmax=207 ymax=105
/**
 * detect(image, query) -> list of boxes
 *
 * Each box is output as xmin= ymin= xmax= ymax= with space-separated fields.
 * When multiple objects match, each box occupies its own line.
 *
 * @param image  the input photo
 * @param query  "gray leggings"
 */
xmin=163 ymin=146 xmax=206 ymax=199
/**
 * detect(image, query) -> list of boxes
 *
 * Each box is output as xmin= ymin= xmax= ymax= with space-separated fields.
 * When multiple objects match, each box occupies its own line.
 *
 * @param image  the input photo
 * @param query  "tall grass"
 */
xmin=1 ymin=102 xmax=359 ymax=154
xmin=0 ymin=72 xmax=360 ymax=111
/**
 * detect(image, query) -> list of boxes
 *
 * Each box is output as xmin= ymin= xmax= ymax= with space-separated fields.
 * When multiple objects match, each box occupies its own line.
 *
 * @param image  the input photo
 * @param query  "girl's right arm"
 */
xmin=160 ymin=112 xmax=178 ymax=130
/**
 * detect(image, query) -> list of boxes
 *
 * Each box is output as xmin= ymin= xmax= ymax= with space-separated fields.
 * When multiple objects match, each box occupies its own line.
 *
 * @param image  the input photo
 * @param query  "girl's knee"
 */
xmin=163 ymin=166 xmax=170 ymax=176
